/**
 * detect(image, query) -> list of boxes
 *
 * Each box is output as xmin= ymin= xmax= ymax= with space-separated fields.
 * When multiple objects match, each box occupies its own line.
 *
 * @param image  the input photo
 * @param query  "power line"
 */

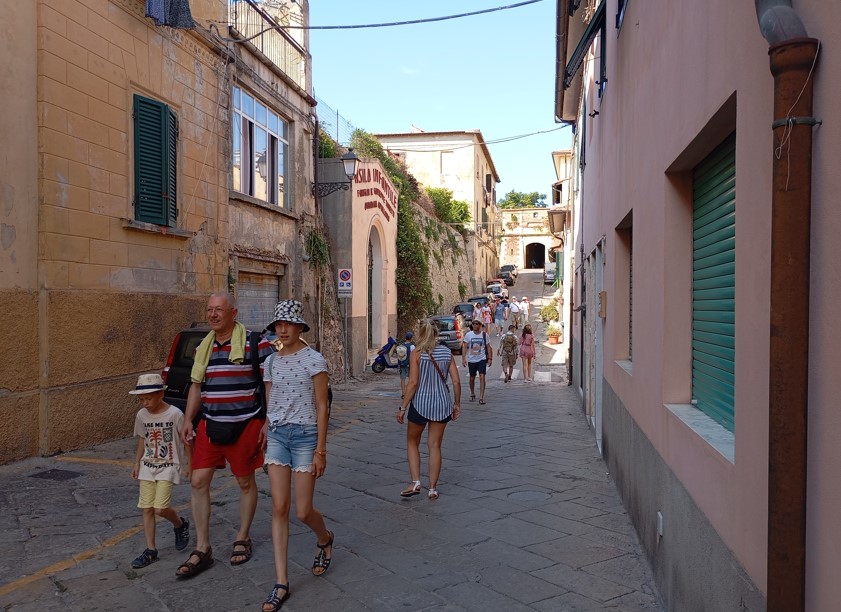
xmin=380 ymin=126 xmax=568 ymax=153
xmin=286 ymin=0 xmax=545 ymax=30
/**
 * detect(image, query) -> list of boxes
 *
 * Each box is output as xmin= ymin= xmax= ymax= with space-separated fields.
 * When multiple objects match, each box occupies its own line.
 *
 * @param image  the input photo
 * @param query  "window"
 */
xmin=233 ymin=86 xmax=288 ymax=208
xmin=133 ymin=94 xmax=178 ymax=226
xmin=691 ymin=135 xmax=736 ymax=431
xmin=616 ymin=0 xmax=629 ymax=30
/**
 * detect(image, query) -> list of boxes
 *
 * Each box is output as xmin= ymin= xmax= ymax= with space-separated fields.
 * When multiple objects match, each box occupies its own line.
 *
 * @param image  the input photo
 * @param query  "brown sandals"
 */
xmin=175 ymin=547 xmax=214 ymax=578
xmin=230 ymin=539 xmax=253 ymax=565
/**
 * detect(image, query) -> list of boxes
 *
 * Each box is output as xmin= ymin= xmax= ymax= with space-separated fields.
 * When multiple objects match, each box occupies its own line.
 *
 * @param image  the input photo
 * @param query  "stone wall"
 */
xmin=412 ymin=204 xmax=472 ymax=315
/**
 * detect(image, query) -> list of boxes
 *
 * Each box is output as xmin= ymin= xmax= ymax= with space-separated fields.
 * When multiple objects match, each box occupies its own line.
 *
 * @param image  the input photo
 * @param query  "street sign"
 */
xmin=337 ymin=268 xmax=352 ymax=299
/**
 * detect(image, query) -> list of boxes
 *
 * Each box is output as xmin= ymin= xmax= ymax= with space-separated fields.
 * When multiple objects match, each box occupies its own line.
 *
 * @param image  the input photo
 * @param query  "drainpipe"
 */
xmin=754 ymin=2 xmax=820 ymax=611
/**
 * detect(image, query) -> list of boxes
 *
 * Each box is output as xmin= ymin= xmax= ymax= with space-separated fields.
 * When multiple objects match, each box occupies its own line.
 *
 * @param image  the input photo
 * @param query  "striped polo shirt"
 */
xmin=413 ymin=344 xmax=454 ymax=421
xmin=201 ymin=333 xmax=274 ymax=423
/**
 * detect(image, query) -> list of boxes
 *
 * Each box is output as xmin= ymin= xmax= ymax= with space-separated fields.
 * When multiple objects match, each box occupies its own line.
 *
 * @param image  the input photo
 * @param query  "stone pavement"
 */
xmin=0 ymin=366 xmax=663 ymax=611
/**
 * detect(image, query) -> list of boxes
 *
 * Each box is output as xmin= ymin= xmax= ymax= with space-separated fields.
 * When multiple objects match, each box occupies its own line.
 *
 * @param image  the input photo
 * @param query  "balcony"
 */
xmin=228 ymin=0 xmax=308 ymax=92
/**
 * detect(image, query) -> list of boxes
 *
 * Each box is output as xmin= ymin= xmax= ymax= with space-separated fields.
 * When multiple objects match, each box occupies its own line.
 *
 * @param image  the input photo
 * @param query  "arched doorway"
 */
xmin=367 ymin=226 xmax=384 ymax=348
xmin=524 ymin=242 xmax=547 ymax=269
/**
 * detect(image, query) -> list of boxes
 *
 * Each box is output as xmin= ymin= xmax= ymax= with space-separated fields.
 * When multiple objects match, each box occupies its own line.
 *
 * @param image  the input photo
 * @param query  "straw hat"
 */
xmin=128 ymin=373 xmax=167 ymax=395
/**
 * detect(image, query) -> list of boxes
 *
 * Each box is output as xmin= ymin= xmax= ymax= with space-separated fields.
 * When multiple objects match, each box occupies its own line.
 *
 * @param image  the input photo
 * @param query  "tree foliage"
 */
xmin=426 ymin=187 xmax=471 ymax=231
xmin=497 ymin=190 xmax=548 ymax=208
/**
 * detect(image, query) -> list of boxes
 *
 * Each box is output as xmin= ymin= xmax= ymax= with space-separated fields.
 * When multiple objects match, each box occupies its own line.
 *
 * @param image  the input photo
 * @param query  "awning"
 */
xmin=564 ymin=1 xmax=606 ymax=89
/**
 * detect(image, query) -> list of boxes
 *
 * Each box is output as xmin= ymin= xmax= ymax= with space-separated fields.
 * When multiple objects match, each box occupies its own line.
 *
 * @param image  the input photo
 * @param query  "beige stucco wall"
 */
xmin=321 ymin=159 xmax=398 ymax=376
xmin=569 ymin=0 xmax=841 ymax=605
xmin=0 ymin=0 xmax=317 ymax=463
xmin=1 ymin=2 xmax=38 ymax=289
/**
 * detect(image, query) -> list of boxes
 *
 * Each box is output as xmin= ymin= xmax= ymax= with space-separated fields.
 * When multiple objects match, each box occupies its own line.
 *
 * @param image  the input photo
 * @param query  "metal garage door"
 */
xmin=237 ymin=272 xmax=280 ymax=332
xmin=691 ymin=134 xmax=736 ymax=432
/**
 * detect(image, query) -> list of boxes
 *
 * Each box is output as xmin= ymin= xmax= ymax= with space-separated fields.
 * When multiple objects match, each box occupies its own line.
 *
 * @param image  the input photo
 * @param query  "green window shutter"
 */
xmin=167 ymin=108 xmax=178 ymax=226
xmin=692 ymin=134 xmax=736 ymax=431
xmin=133 ymin=95 xmax=177 ymax=226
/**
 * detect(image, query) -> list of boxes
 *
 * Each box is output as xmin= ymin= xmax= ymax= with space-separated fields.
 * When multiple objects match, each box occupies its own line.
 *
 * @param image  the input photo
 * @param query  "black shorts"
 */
xmin=467 ymin=360 xmax=487 ymax=377
xmin=407 ymin=403 xmax=451 ymax=425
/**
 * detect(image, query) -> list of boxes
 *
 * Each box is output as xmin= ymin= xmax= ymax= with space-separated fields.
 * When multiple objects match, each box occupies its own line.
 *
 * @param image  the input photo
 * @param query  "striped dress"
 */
xmin=413 ymin=344 xmax=454 ymax=421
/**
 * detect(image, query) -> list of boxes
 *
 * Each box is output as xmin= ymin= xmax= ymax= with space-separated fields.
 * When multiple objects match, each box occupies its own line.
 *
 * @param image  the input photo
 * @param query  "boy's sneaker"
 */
xmin=131 ymin=548 xmax=158 ymax=569
xmin=174 ymin=517 xmax=190 ymax=551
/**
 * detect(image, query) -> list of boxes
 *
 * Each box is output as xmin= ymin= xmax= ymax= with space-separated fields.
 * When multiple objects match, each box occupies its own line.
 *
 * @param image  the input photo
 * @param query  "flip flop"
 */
xmin=479 ymin=399 xmax=486 ymax=405
xmin=470 ymin=395 xmax=476 ymax=402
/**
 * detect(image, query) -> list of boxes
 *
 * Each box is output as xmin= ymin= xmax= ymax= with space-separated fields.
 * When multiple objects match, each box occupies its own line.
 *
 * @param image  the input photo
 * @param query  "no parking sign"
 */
xmin=337 ymin=268 xmax=352 ymax=299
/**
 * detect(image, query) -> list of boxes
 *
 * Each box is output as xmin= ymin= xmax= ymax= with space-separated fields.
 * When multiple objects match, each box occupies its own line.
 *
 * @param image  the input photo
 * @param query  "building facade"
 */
xmin=321 ymin=158 xmax=398 ymax=377
xmin=557 ymin=0 xmax=840 ymax=610
xmin=0 ymin=0 xmax=321 ymax=463
xmin=374 ymin=129 xmax=500 ymax=293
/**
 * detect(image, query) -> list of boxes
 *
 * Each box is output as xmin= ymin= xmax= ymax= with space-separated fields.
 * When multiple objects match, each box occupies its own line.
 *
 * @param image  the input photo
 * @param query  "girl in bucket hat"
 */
xmin=261 ymin=300 xmax=334 ymax=611
xmin=129 ymin=373 xmax=191 ymax=569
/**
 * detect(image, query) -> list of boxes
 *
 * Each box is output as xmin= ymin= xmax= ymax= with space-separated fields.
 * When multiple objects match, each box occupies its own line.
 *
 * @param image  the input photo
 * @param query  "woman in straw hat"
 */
xmin=260 ymin=300 xmax=334 ymax=611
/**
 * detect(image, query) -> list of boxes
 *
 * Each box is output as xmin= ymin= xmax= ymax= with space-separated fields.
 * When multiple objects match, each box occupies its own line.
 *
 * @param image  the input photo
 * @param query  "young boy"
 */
xmin=498 ymin=325 xmax=519 ymax=383
xmin=129 ymin=373 xmax=191 ymax=568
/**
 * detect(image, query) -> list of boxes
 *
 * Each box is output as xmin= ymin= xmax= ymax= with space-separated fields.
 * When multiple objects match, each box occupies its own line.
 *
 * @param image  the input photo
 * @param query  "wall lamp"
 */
xmin=312 ymin=148 xmax=359 ymax=198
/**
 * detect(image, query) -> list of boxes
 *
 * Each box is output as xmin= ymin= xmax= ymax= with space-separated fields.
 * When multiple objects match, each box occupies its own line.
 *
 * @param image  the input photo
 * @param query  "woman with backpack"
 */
xmin=396 ymin=318 xmax=461 ymax=500
xmin=519 ymin=323 xmax=536 ymax=381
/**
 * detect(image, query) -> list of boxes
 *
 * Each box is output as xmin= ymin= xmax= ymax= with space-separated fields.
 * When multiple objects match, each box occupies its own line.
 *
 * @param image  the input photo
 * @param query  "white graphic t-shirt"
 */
xmin=463 ymin=330 xmax=490 ymax=364
xmin=264 ymin=346 xmax=328 ymax=425
xmin=133 ymin=404 xmax=186 ymax=483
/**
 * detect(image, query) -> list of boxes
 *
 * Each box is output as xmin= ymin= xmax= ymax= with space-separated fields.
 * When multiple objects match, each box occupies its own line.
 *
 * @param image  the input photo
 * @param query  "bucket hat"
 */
xmin=129 ymin=373 xmax=167 ymax=395
xmin=267 ymin=299 xmax=311 ymax=333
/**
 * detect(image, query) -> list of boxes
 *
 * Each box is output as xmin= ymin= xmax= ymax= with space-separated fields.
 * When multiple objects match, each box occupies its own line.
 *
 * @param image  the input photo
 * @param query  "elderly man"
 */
xmin=177 ymin=292 xmax=273 ymax=578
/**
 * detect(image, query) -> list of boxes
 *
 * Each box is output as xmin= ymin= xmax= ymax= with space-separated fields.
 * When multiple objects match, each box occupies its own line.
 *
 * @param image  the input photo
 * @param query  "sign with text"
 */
xmin=337 ymin=268 xmax=352 ymax=299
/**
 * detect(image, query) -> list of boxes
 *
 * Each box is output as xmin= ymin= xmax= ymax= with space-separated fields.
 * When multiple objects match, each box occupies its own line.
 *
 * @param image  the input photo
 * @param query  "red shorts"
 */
xmin=191 ymin=418 xmax=264 ymax=477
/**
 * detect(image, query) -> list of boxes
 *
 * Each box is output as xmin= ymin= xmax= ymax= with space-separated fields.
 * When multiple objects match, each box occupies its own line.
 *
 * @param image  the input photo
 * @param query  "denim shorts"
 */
xmin=265 ymin=423 xmax=318 ymax=472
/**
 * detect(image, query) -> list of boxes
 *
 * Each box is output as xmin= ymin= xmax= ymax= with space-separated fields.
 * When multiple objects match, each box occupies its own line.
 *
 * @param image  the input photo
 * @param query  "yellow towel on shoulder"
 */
xmin=190 ymin=321 xmax=247 ymax=383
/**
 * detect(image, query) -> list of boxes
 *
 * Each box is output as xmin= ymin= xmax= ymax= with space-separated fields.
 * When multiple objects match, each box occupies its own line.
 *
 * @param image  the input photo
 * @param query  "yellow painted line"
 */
xmin=56 ymin=456 xmax=135 ymax=467
xmin=0 ymin=475 xmax=242 ymax=597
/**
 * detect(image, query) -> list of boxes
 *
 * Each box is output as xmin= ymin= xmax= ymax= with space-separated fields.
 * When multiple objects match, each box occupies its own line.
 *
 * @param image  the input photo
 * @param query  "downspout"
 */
xmin=754 ymin=2 xmax=820 ymax=611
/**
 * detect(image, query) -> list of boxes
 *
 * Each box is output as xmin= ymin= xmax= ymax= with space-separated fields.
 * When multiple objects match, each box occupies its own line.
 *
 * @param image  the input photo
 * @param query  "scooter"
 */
xmin=371 ymin=337 xmax=399 ymax=373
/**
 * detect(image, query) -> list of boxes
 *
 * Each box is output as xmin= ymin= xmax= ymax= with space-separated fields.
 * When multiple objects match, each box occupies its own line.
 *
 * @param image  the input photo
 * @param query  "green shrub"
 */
xmin=540 ymin=302 xmax=559 ymax=322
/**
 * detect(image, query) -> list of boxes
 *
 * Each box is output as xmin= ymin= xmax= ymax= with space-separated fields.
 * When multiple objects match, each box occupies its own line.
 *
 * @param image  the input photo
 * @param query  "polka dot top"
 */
xmin=263 ymin=346 xmax=328 ymax=425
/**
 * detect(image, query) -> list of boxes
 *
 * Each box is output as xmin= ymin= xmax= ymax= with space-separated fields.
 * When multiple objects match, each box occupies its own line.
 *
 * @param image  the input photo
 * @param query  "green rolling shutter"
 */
xmin=692 ymin=134 xmax=736 ymax=432
xmin=134 ymin=95 xmax=177 ymax=226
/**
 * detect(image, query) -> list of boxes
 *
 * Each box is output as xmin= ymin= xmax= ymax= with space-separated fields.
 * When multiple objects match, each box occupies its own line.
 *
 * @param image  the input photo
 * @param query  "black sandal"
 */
xmin=175 ymin=547 xmax=214 ymax=579
xmin=262 ymin=583 xmax=290 ymax=611
xmin=230 ymin=539 xmax=252 ymax=566
xmin=312 ymin=530 xmax=334 ymax=576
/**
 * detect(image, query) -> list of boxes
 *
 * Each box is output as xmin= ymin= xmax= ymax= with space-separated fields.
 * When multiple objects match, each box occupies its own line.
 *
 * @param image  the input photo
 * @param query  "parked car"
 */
xmin=498 ymin=270 xmax=515 ymax=286
xmin=467 ymin=295 xmax=491 ymax=306
xmin=486 ymin=277 xmax=506 ymax=288
xmin=487 ymin=282 xmax=509 ymax=299
xmin=430 ymin=314 xmax=464 ymax=354
xmin=544 ymin=267 xmax=556 ymax=285
xmin=162 ymin=323 xmax=211 ymax=411
xmin=161 ymin=324 xmax=332 ymax=416
xmin=500 ymin=264 xmax=519 ymax=279
xmin=452 ymin=302 xmax=475 ymax=321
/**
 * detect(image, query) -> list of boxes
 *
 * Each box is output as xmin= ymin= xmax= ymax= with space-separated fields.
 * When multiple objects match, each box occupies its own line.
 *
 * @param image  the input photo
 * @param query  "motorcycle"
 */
xmin=371 ymin=336 xmax=399 ymax=373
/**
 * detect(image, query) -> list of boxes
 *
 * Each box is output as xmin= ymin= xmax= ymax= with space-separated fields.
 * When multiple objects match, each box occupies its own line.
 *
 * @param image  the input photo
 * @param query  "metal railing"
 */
xmin=228 ymin=0 xmax=308 ymax=92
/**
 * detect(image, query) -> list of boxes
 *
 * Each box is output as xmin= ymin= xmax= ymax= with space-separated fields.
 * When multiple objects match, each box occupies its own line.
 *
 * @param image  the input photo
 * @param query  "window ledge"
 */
xmin=664 ymin=403 xmax=735 ymax=464
xmin=121 ymin=219 xmax=194 ymax=239
xmin=615 ymin=359 xmax=633 ymax=375
xmin=230 ymin=191 xmax=298 ymax=220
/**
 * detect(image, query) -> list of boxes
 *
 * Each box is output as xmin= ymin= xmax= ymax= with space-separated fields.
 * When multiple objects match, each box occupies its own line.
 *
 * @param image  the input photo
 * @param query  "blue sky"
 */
xmin=308 ymin=0 xmax=573 ymax=201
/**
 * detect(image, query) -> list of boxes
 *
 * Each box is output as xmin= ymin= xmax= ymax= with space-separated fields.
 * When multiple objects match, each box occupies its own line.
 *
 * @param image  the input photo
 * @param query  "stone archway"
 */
xmin=524 ymin=242 xmax=547 ymax=269
xmin=367 ymin=225 xmax=385 ymax=348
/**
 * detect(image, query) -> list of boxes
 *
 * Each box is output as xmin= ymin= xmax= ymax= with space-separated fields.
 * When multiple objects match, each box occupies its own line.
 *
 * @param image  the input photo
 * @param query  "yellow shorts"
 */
xmin=138 ymin=479 xmax=174 ymax=509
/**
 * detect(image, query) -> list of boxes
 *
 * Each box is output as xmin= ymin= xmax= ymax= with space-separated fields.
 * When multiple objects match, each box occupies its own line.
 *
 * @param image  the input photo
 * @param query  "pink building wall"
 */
xmin=570 ymin=0 xmax=841 ymax=608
